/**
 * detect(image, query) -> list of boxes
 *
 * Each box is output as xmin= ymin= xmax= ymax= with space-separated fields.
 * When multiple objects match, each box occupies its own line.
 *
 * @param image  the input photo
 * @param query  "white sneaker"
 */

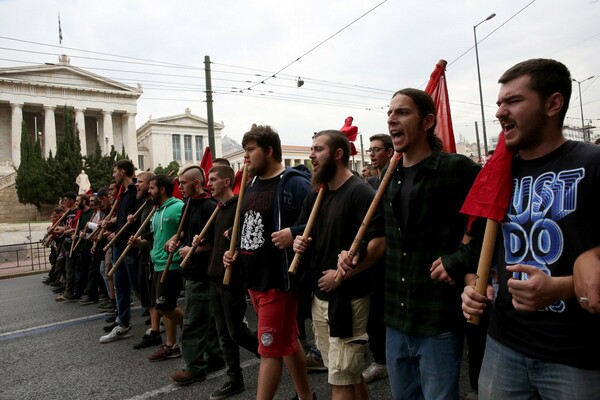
xmin=362 ymin=362 xmax=388 ymax=383
xmin=145 ymin=321 xmax=165 ymax=335
xmin=100 ymin=325 xmax=132 ymax=343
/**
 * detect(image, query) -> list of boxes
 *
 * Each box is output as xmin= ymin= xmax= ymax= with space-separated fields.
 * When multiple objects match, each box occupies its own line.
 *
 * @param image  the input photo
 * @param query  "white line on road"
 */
xmin=122 ymin=358 xmax=261 ymax=400
xmin=0 ymin=313 xmax=105 ymax=340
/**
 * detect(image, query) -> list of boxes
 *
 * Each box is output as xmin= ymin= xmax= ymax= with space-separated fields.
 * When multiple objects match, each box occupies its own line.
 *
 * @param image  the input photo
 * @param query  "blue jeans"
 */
xmin=112 ymin=244 xmax=139 ymax=327
xmin=479 ymin=336 xmax=600 ymax=400
xmin=386 ymin=327 xmax=462 ymax=400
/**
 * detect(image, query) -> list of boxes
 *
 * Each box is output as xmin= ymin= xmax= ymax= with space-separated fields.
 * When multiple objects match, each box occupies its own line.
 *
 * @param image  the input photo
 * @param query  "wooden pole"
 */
xmin=42 ymin=210 xmax=69 ymax=247
xmin=160 ymin=199 xmax=191 ymax=283
xmin=107 ymin=206 xmax=157 ymax=277
xmin=103 ymin=199 xmax=150 ymax=252
xmin=223 ymin=163 xmax=249 ymax=285
xmin=335 ymin=152 xmax=401 ymax=283
xmin=180 ymin=203 xmax=222 ymax=268
xmin=468 ymin=218 xmax=498 ymax=325
xmin=289 ymin=185 xmax=325 ymax=274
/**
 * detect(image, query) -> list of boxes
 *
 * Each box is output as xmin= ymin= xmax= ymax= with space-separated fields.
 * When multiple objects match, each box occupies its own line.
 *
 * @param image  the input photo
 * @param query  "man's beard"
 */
xmin=151 ymin=195 xmax=161 ymax=205
xmin=312 ymin=157 xmax=337 ymax=186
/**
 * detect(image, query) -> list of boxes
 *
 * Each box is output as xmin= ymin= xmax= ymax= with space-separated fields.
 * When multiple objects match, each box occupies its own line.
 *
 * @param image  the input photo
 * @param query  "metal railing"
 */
xmin=0 ymin=240 xmax=50 ymax=277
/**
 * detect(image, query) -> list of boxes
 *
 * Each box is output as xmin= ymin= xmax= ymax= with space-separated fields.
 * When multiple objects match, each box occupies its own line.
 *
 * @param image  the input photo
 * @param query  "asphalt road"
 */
xmin=0 ymin=274 xmax=473 ymax=400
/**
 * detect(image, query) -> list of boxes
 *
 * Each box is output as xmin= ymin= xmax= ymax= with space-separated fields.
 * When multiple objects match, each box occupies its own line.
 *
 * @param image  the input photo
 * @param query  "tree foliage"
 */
xmin=154 ymin=160 xmax=179 ymax=176
xmin=83 ymin=142 xmax=128 ymax=191
xmin=15 ymin=121 xmax=48 ymax=208
xmin=16 ymin=106 xmax=132 ymax=207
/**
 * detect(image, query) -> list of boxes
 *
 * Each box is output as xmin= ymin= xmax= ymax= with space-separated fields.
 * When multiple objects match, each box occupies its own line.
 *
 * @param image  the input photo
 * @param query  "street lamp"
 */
xmin=474 ymin=12 xmax=496 ymax=154
xmin=572 ymin=76 xmax=594 ymax=142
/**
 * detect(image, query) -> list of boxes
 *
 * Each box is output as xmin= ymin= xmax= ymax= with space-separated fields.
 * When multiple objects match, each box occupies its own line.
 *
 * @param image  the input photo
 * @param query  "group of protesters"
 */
xmin=40 ymin=57 xmax=599 ymax=400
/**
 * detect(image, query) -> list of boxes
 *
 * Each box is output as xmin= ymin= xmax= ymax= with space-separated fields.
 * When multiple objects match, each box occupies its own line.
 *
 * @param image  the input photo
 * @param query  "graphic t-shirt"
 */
xmin=238 ymin=174 xmax=283 ymax=291
xmin=489 ymin=140 xmax=600 ymax=370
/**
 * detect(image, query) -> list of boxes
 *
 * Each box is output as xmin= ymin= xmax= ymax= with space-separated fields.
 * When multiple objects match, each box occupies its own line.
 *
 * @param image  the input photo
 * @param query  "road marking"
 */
xmin=0 ymin=313 xmax=107 ymax=341
xmin=122 ymin=358 xmax=261 ymax=400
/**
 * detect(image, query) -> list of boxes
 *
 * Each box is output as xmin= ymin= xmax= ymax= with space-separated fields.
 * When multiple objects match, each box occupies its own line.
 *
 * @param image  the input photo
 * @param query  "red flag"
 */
xmin=172 ymin=177 xmax=183 ymax=200
xmin=70 ymin=209 xmax=82 ymax=228
xmin=232 ymin=170 xmax=243 ymax=195
xmin=425 ymin=60 xmax=457 ymax=153
xmin=115 ymin=184 xmax=124 ymax=201
xmin=460 ymin=132 xmax=514 ymax=230
xmin=200 ymin=146 xmax=213 ymax=186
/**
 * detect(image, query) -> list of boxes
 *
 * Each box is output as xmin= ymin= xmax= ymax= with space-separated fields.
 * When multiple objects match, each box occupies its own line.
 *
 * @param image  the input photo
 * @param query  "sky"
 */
xmin=1 ymin=0 xmax=599 ymax=149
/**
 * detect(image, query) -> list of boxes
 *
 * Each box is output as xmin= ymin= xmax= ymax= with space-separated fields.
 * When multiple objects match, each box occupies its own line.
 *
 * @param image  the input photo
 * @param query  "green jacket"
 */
xmin=150 ymin=196 xmax=184 ymax=272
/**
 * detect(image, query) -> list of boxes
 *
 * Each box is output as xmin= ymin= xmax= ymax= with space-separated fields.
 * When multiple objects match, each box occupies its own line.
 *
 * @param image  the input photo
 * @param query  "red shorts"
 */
xmin=248 ymin=288 xmax=299 ymax=358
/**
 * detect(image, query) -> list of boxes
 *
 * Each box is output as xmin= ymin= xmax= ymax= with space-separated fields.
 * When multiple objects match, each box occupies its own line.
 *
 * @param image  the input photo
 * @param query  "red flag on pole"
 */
xmin=200 ymin=146 xmax=213 ymax=186
xmin=460 ymin=131 xmax=514 ymax=229
xmin=425 ymin=60 xmax=457 ymax=153
xmin=172 ymin=178 xmax=183 ymax=200
xmin=460 ymin=132 xmax=513 ymax=325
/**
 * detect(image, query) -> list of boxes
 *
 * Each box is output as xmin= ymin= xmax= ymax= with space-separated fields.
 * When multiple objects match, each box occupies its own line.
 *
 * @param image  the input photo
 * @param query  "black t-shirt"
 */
xmin=298 ymin=174 xmax=385 ymax=337
xmin=181 ymin=195 xmax=217 ymax=282
xmin=489 ymin=140 xmax=600 ymax=370
xmin=238 ymin=174 xmax=283 ymax=291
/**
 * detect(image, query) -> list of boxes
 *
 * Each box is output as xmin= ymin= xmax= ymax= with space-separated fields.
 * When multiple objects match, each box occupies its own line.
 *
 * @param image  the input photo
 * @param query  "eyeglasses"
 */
xmin=366 ymin=147 xmax=385 ymax=153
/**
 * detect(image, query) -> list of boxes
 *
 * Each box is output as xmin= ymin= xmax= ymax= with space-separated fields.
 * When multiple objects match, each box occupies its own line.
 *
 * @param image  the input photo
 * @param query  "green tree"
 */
xmin=83 ymin=142 xmax=128 ymax=191
xmin=154 ymin=160 xmax=179 ymax=176
xmin=15 ymin=121 xmax=47 ymax=208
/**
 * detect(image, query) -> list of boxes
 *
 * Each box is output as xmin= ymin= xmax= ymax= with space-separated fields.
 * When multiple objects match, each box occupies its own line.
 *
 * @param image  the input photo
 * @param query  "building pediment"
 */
xmin=0 ymin=63 xmax=141 ymax=97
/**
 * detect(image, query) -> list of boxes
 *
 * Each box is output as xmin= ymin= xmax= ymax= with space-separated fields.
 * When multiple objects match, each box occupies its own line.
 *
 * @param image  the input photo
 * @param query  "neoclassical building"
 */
xmin=0 ymin=55 xmax=142 ymax=174
xmin=136 ymin=108 xmax=224 ymax=171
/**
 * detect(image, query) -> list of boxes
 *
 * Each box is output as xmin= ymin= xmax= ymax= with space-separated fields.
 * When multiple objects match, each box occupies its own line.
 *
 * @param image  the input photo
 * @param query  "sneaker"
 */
xmin=305 ymin=351 xmax=327 ymax=373
xmin=103 ymin=322 xmax=119 ymax=333
xmin=362 ymin=362 xmax=388 ymax=383
xmin=170 ymin=369 xmax=206 ymax=386
xmin=79 ymin=297 xmax=98 ymax=306
xmin=49 ymin=281 xmax=62 ymax=287
xmin=210 ymin=381 xmax=245 ymax=400
xmin=55 ymin=294 xmax=67 ymax=302
xmin=145 ymin=327 xmax=165 ymax=336
xmin=133 ymin=333 xmax=162 ymax=349
xmin=99 ymin=325 xmax=132 ymax=343
xmin=62 ymin=292 xmax=79 ymax=302
xmin=148 ymin=344 xmax=182 ymax=362
xmin=99 ymin=301 xmax=116 ymax=310
xmin=52 ymin=285 xmax=65 ymax=293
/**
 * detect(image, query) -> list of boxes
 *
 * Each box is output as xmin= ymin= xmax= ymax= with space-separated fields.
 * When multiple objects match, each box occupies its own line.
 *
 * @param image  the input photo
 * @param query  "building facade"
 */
xmin=136 ymin=108 xmax=223 ymax=171
xmin=0 ymin=55 xmax=142 ymax=175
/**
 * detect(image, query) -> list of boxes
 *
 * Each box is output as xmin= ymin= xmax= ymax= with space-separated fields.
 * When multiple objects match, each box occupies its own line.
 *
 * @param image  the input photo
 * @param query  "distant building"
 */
xmin=136 ymin=108 xmax=224 ymax=171
xmin=0 ymin=55 xmax=141 ymax=175
xmin=225 ymin=144 xmax=369 ymax=174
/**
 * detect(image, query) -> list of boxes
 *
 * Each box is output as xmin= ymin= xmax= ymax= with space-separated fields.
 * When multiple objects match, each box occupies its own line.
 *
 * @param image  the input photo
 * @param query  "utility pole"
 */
xmin=204 ymin=55 xmax=215 ymax=158
xmin=474 ymin=121 xmax=482 ymax=164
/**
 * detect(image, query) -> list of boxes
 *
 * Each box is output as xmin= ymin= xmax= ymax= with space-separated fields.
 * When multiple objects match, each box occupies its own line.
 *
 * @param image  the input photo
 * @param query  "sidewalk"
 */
xmin=0 ymin=222 xmax=48 ymax=246
xmin=0 ymin=222 xmax=50 ymax=278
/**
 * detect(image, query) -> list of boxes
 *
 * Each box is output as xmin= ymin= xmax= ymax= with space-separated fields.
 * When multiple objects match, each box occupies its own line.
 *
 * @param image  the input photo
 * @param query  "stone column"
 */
xmin=10 ymin=103 xmax=23 ymax=167
xmin=123 ymin=113 xmax=138 ymax=166
xmin=102 ymin=111 xmax=113 ymax=155
xmin=74 ymin=108 xmax=87 ymax=156
xmin=43 ymin=106 xmax=57 ymax=158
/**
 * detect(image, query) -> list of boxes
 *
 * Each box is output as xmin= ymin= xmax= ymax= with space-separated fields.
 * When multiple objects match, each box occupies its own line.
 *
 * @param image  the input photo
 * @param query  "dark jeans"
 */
xmin=74 ymin=243 xmax=92 ymax=297
xmin=182 ymin=280 xmax=223 ymax=374
xmin=210 ymin=279 xmax=259 ymax=384
xmin=112 ymin=244 xmax=139 ymax=327
xmin=465 ymin=305 xmax=491 ymax=391
xmin=368 ymin=263 xmax=387 ymax=365
xmin=85 ymin=246 xmax=106 ymax=301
